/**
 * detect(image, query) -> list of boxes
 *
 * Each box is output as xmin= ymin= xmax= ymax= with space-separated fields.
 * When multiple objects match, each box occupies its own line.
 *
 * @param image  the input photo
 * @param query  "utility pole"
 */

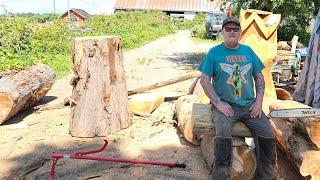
xmin=67 ymin=0 xmax=70 ymax=20
xmin=53 ymin=0 xmax=56 ymax=14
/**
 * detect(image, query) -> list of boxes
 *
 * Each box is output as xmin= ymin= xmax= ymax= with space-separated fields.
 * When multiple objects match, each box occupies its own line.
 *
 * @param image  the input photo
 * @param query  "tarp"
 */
xmin=293 ymin=10 xmax=320 ymax=108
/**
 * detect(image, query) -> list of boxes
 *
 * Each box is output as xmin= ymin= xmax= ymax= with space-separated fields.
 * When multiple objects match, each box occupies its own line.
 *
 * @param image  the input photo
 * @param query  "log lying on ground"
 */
xmin=0 ymin=63 xmax=55 ymax=125
xmin=269 ymin=100 xmax=320 ymax=148
xmin=192 ymin=103 xmax=252 ymax=138
xmin=175 ymin=96 xmax=252 ymax=145
xmin=128 ymin=93 xmax=164 ymax=116
xmin=175 ymin=95 xmax=201 ymax=145
xmin=128 ymin=71 xmax=201 ymax=96
xmin=269 ymin=100 xmax=320 ymax=179
xmin=200 ymin=134 xmax=256 ymax=180
xmin=70 ymin=36 xmax=131 ymax=137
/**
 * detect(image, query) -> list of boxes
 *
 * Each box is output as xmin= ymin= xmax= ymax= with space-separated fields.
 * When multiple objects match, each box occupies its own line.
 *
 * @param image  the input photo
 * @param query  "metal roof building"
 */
xmin=114 ymin=0 xmax=224 ymax=13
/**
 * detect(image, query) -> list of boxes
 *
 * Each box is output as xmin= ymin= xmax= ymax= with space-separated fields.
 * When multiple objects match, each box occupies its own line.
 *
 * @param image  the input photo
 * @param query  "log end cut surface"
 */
xmin=300 ymin=150 xmax=320 ymax=179
xmin=0 ymin=93 xmax=12 ymax=122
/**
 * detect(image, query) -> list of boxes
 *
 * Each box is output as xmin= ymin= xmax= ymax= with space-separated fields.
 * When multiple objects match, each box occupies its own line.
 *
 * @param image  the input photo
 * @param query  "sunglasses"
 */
xmin=224 ymin=27 xmax=241 ymax=32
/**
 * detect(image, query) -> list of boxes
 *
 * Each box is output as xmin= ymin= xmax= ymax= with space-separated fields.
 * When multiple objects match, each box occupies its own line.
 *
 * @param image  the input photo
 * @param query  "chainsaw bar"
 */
xmin=269 ymin=108 xmax=320 ymax=118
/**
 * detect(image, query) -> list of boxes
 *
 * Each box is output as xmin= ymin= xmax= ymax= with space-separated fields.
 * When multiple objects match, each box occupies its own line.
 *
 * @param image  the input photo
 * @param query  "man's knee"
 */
xmin=250 ymin=114 xmax=275 ymax=138
xmin=212 ymin=110 xmax=234 ymax=138
xmin=215 ymin=120 xmax=233 ymax=138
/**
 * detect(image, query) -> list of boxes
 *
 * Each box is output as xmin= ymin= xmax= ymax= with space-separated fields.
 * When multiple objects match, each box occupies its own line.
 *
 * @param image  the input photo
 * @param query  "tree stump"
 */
xmin=70 ymin=36 xmax=131 ymax=137
xmin=0 ymin=63 xmax=55 ymax=125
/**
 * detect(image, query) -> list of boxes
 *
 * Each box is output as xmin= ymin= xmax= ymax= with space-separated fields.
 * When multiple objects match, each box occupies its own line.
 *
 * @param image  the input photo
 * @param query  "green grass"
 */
xmin=0 ymin=11 xmax=207 ymax=78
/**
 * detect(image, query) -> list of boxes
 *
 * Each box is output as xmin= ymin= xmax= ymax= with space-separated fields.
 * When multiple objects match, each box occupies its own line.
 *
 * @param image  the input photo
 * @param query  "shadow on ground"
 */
xmin=2 ymin=120 xmax=209 ymax=180
xmin=161 ymin=52 xmax=206 ymax=70
xmin=2 ymin=96 xmax=57 ymax=125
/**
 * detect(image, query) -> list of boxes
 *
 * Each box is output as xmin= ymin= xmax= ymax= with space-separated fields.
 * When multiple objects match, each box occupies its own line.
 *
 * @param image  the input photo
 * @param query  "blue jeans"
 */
xmin=211 ymin=104 xmax=276 ymax=180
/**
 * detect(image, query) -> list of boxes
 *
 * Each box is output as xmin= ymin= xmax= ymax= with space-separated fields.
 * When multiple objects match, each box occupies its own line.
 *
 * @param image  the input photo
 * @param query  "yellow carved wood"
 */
xmin=239 ymin=9 xmax=281 ymax=114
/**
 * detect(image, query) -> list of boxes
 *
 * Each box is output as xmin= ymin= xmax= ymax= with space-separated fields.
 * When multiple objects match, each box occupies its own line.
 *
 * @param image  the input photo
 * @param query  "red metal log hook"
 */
xmin=50 ymin=140 xmax=186 ymax=180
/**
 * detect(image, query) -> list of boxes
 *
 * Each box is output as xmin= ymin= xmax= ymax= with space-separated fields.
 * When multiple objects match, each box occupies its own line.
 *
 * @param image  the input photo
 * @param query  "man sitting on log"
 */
xmin=198 ymin=17 xmax=276 ymax=180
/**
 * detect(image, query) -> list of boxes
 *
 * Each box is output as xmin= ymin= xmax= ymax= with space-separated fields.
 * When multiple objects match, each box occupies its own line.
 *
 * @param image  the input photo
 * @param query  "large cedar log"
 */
xmin=70 ymin=36 xmax=131 ymax=137
xmin=269 ymin=100 xmax=320 ymax=179
xmin=192 ymin=103 xmax=252 ymax=138
xmin=0 ymin=63 xmax=55 ymax=125
xmin=175 ymin=96 xmax=252 ymax=145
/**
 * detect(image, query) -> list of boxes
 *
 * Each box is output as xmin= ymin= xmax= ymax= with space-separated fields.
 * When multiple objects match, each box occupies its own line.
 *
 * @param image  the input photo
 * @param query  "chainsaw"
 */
xmin=269 ymin=108 xmax=320 ymax=118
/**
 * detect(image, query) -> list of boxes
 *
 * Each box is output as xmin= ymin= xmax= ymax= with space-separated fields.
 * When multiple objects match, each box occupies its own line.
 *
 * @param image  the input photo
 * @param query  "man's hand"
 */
xmin=215 ymin=101 xmax=234 ymax=117
xmin=250 ymin=101 xmax=262 ymax=118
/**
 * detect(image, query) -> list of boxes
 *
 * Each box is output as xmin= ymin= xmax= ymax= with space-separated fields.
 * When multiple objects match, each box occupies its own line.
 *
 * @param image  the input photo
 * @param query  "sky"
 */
xmin=0 ymin=0 xmax=117 ymax=15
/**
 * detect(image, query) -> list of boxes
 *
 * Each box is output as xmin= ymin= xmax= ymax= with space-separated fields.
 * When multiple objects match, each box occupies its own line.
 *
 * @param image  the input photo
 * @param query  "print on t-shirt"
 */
xmin=220 ymin=63 xmax=251 ymax=98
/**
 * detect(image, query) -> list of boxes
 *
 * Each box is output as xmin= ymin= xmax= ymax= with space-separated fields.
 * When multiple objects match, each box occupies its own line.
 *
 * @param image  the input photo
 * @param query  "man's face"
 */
xmin=221 ymin=23 xmax=241 ymax=45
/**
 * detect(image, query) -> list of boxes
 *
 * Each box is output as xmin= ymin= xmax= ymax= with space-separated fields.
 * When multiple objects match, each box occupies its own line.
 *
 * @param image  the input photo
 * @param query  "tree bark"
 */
xmin=175 ymin=95 xmax=200 ymax=145
xmin=0 ymin=63 xmax=55 ymax=125
xmin=70 ymin=36 xmax=130 ymax=137
xmin=293 ymin=12 xmax=320 ymax=108
xmin=269 ymin=100 xmax=320 ymax=179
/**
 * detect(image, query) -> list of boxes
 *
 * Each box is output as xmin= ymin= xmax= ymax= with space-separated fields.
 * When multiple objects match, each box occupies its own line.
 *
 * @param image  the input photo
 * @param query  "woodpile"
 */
xmin=69 ymin=36 xmax=131 ymax=137
xmin=0 ymin=63 xmax=55 ymax=125
xmin=276 ymin=50 xmax=296 ymax=62
xmin=269 ymin=100 xmax=320 ymax=179
xmin=175 ymin=95 xmax=256 ymax=179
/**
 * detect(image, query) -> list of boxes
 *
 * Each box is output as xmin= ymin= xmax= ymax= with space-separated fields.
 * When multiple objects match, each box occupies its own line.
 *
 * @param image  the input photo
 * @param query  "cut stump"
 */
xmin=70 ymin=36 xmax=130 ymax=137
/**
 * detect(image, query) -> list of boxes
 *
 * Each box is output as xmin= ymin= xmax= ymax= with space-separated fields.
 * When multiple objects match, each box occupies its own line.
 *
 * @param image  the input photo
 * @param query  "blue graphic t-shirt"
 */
xmin=198 ymin=43 xmax=265 ymax=106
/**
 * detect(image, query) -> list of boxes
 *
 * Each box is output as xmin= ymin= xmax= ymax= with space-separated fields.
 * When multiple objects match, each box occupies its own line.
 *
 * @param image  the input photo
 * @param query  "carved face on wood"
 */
xmin=84 ymin=42 xmax=98 ymax=58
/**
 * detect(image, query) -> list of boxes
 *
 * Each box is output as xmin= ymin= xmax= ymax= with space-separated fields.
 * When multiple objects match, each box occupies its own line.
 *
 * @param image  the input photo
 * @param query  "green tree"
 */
xmin=230 ymin=0 xmax=318 ymax=45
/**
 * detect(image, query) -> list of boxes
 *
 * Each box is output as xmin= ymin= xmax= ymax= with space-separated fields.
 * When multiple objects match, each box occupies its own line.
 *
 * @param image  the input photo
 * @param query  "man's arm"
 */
xmin=250 ymin=72 xmax=265 ymax=118
xmin=200 ymin=74 xmax=234 ymax=116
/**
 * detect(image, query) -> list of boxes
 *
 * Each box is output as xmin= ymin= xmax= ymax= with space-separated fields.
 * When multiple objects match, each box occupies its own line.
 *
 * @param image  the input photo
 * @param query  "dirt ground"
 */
xmin=0 ymin=30 xmax=302 ymax=180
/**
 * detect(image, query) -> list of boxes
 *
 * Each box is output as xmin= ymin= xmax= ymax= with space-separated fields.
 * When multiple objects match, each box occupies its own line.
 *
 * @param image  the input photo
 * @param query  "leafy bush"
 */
xmin=230 ymin=0 xmax=315 ymax=45
xmin=0 ymin=10 xmax=204 ymax=77
xmin=85 ymin=10 xmax=175 ymax=49
xmin=175 ymin=13 xmax=206 ymax=29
